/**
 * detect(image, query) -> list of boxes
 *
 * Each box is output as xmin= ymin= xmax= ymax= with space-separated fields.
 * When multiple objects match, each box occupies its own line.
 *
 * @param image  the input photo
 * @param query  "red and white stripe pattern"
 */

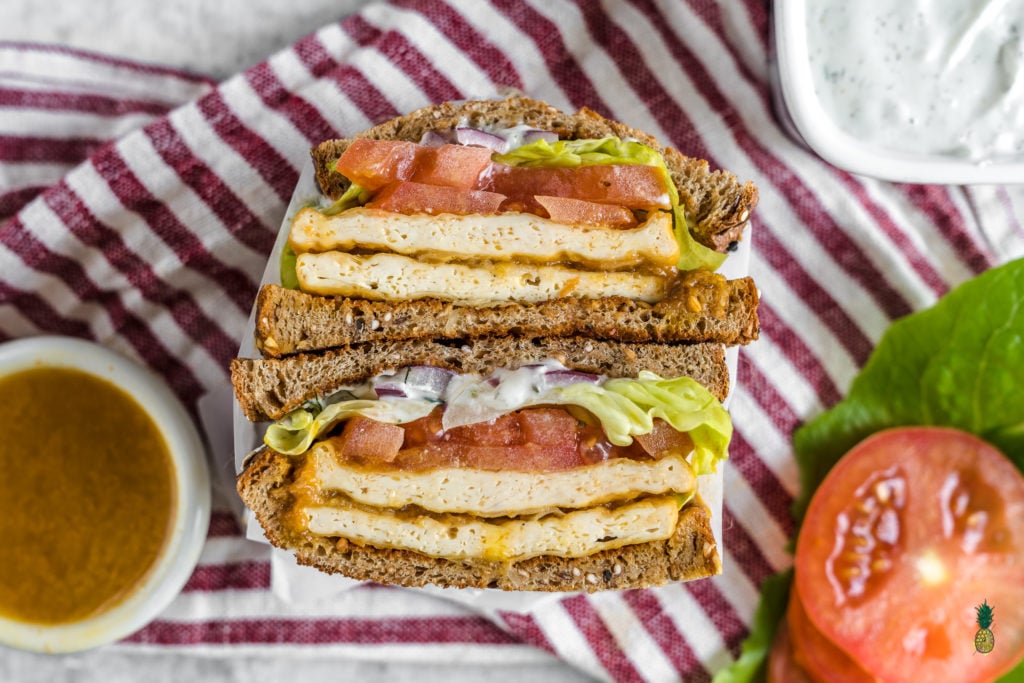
xmin=2 ymin=3 xmax=1023 ymax=681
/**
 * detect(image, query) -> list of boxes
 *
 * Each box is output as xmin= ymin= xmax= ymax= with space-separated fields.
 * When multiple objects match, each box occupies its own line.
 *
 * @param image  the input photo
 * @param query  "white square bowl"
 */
xmin=772 ymin=0 xmax=1024 ymax=185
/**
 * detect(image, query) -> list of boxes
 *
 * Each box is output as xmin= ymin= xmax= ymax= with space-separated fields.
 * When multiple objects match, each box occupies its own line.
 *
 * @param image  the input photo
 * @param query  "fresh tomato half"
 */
xmin=785 ymin=587 xmax=876 ymax=682
xmin=767 ymin=617 xmax=817 ymax=683
xmin=795 ymin=427 xmax=1024 ymax=682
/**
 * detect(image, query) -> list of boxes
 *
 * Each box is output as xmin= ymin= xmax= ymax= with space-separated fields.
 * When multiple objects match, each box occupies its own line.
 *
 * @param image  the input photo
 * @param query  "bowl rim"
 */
xmin=0 ymin=335 xmax=210 ymax=653
xmin=773 ymin=0 xmax=1024 ymax=185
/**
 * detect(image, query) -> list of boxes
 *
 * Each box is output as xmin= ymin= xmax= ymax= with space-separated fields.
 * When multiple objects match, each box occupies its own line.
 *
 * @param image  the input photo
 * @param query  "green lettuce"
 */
xmin=555 ymin=371 xmax=731 ymax=475
xmin=281 ymin=183 xmax=371 ymax=285
xmin=792 ymin=257 xmax=1024 ymax=520
xmin=495 ymin=137 xmax=726 ymax=272
xmin=265 ymin=398 xmax=437 ymax=455
xmin=264 ymin=371 xmax=731 ymax=474
xmin=712 ymin=258 xmax=1024 ymax=682
xmin=321 ymin=182 xmax=371 ymax=216
xmin=710 ymin=570 xmax=792 ymax=683
xmin=279 ymin=243 xmax=299 ymax=289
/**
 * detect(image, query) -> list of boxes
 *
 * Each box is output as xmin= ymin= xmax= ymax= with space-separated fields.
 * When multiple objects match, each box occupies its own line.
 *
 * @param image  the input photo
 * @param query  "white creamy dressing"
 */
xmin=807 ymin=0 xmax=1024 ymax=161
xmin=318 ymin=359 xmax=596 ymax=427
xmin=490 ymin=123 xmax=545 ymax=151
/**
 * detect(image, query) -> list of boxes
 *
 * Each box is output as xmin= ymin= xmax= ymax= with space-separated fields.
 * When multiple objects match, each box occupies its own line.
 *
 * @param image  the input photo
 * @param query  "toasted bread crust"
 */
xmin=311 ymin=97 xmax=757 ymax=252
xmin=237 ymin=447 xmax=722 ymax=592
xmin=232 ymin=337 xmax=729 ymax=423
xmin=255 ymin=270 xmax=759 ymax=358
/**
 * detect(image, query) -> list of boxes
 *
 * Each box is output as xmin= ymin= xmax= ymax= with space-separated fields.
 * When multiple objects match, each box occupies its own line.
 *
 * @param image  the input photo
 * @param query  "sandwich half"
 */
xmin=233 ymin=97 xmax=759 ymax=592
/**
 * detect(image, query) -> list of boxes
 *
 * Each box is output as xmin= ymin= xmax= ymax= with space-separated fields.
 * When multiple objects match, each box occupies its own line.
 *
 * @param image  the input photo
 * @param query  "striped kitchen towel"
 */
xmin=2 ymin=2 xmax=1023 ymax=682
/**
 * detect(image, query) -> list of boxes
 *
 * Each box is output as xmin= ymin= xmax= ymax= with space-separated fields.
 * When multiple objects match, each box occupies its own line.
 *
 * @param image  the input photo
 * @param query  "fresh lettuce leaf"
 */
xmin=265 ymin=398 xmax=437 ymax=455
xmin=280 ymin=243 xmax=299 ymax=289
xmin=264 ymin=371 xmax=731 ymax=474
xmin=493 ymin=136 xmax=667 ymax=169
xmin=710 ymin=570 xmax=792 ymax=683
xmin=713 ymin=258 xmax=1024 ymax=682
xmin=495 ymin=137 xmax=726 ymax=272
xmin=792 ymin=257 xmax=1024 ymax=520
xmin=556 ymin=371 xmax=731 ymax=475
xmin=321 ymin=181 xmax=371 ymax=216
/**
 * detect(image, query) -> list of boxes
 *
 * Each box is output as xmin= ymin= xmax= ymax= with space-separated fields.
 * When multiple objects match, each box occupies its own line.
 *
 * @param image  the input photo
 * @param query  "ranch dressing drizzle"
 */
xmin=807 ymin=0 xmax=1024 ymax=161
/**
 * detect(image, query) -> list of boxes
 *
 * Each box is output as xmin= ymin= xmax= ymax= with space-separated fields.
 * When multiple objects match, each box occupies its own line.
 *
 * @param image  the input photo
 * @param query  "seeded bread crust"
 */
xmin=237 ymin=447 xmax=722 ymax=592
xmin=232 ymin=337 xmax=729 ymax=423
xmin=311 ymin=97 xmax=757 ymax=252
xmin=255 ymin=271 xmax=759 ymax=358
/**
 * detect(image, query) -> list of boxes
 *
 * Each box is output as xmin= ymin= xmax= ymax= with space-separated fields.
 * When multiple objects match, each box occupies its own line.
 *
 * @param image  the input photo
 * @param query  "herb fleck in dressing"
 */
xmin=808 ymin=0 xmax=1024 ymax=161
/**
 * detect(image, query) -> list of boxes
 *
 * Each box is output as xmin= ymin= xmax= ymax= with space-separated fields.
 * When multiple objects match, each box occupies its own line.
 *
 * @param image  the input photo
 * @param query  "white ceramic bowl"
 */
xmin=0 ymin=336 xmax=210 ymax=653
xmin=772 ymin=0 xmax=1024 ymax=184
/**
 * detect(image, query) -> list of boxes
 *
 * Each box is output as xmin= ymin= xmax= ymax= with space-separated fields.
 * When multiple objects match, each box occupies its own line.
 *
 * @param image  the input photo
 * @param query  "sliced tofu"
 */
xmin=304 ymin=495 xmax=680 ymax=562
xmin=309 ymin=447 xmax=696 ymax=517
xmin=288 ymin=207 xmax=679 ymax=270
xmin=295 ymin=252 xmax=670 ymax=304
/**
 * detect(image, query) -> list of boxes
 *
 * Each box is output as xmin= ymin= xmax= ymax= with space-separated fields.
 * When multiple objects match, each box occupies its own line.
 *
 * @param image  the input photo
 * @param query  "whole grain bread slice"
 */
xmin=237 ymin=447 xmax=722 ymax=591
xmin=232 ymin=336 xmax=729 ymax=423
xmin=311 ymin=97 xmax=757 ymax=252
xmin=255 ymin=270 xmax=759 ymax=357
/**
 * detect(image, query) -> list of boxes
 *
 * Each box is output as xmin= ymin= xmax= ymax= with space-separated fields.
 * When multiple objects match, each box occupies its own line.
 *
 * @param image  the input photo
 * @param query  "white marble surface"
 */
xmin=0 ymin=1 xmax=596 ymax=681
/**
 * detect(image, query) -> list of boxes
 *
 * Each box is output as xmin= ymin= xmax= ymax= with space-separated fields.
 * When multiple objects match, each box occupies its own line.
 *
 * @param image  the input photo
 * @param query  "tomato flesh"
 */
xmin=795 ymin=427 xmax=1024 ymax=682
xmin=480 ymin=163 xmax=672 ymax=212
xmin=336 ymin=416 xmax=405 ymax=462
xmin=332 ymin=407 xmax=663 ymax=471
xmin=366 ymin=181 xmax=506 ymax=215
xmin=534 ymin=195 xmax=637 ymax=228
xmin=335 ymin=139 xmax=492 ymax=190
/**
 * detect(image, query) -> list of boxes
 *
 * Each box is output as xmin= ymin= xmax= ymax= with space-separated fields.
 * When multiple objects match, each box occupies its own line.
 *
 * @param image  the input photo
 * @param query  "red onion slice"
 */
xmin=373 ymin=365 xmax=455 ymax=400
xmin=455 ymin=126 xmax=508 ymax=152
xmin=542 ymin=369 xmax=602 ymax=388
xmin=419 ymin=130 xmax=450 ymax=146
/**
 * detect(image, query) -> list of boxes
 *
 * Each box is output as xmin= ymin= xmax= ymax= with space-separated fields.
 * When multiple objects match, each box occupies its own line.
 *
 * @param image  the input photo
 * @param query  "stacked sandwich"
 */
xmin=232 ymin=98 xmax=760 ymax=592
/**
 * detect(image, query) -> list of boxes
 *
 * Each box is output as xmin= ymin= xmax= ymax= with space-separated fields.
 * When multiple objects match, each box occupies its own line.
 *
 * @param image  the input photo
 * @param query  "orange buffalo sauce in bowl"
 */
xmin=0 ymin=367 xmax=175 ymax=625
xmin=0 ymin=337 xmax=209 ymax=652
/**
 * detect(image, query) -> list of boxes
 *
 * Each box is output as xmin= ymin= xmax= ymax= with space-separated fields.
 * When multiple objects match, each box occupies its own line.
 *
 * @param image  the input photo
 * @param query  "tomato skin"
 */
xmin=786 ymin=588 xmax=876 ymax=682
xmin=534 ymin=195 xmax=638 ymax=228
xmin=795 ymin=427 xmax=1024 ymax=683
xmin=336 ymin=416 xmax=405 ymax=462
xmin=767 ymin=618 xmax=818 ymax=683
xmin=335 ymin=139 xmax=492 ymax=190
xmin=366 ymin=181 xmax=506 ymax=215
xmin=480 ymin=163 xmax=672 ymax=212
xmin=334 ymin=407 xmax=659 ymax=472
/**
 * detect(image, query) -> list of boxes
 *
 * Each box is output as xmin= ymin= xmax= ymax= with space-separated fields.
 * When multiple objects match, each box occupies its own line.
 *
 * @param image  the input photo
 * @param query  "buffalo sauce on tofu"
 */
xmin=0 ymin=367 xmax=175 ymax=625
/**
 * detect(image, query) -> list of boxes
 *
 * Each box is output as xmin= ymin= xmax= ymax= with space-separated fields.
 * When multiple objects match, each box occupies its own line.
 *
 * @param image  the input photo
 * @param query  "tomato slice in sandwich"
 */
xmin=335 ymin=139 xmax=492 ymax=190
xmin=366 ymin=181 xmax=506 ymax=215
xmin=794 ymin=427 xmax=1024 ymax=683
xmin=534 ymin=195 xmax=638 ymax=228
xmin=482 ymin=163 xmax=672 ymax=211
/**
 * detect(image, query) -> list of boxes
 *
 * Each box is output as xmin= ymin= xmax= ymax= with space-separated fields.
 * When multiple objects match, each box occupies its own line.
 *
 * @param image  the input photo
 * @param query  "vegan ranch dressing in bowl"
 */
xmin=809 ymin=0 xmax=1024 ymax=161
xmin=774 ymin=0 xmax=1024 ymax=182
